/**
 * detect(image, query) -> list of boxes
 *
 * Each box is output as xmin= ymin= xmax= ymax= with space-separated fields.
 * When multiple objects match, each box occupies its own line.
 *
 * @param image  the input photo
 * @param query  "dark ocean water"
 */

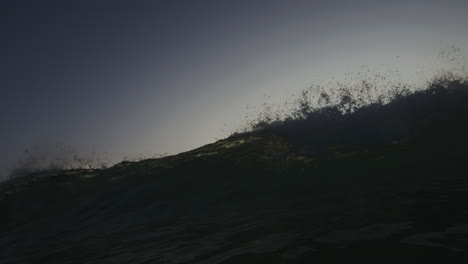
xmin=2 ymin=80 xmax=468 ymax=263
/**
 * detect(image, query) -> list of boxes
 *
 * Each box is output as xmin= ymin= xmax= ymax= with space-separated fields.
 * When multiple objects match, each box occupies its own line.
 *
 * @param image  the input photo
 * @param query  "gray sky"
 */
xmin=1 ymin=0 xmax=468 ymax=178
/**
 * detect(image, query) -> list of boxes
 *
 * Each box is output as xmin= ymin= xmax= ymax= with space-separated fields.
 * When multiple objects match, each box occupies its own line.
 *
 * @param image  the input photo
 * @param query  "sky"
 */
xmin=1 ymin=0 xmax=468 ymax=178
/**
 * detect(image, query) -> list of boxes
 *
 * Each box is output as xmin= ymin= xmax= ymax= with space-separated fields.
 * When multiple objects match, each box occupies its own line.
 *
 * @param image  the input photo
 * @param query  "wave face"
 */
xmin=2 ymin=78 xmax=468 ymax=263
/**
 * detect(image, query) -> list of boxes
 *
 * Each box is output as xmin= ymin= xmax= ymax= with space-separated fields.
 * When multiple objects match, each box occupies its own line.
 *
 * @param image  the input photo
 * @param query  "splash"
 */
xmin=238 ymin=47 xmax=468 ymax=134
xmin=6 ymin=144 xmax=110 ymax=180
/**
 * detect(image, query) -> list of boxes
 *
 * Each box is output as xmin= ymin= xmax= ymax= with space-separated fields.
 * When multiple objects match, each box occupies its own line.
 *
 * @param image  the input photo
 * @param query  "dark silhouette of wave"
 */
xmin=2 ymin=73 xmax=468 ymax=263
xmin=243 ymin=77 xmax=468 ymax=154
